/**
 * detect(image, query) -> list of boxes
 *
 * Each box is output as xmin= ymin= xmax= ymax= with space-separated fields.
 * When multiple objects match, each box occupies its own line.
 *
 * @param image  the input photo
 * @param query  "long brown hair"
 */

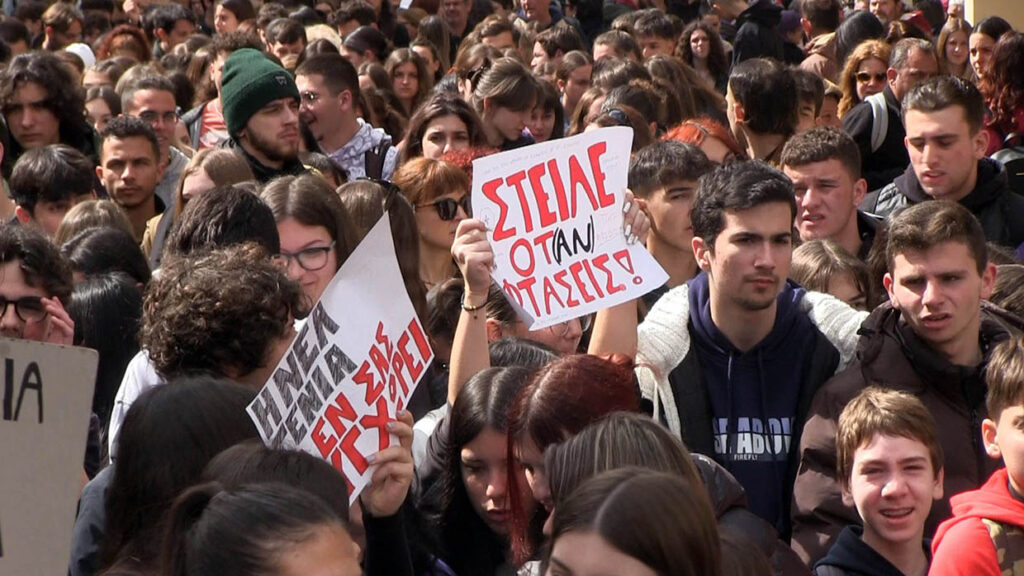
xmin=838 ymin=40 xmax=891 ymax=118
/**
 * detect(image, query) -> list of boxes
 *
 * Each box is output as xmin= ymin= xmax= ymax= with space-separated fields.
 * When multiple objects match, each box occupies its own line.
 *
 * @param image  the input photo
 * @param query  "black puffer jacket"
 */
xmin=733 ymin=0 xmax=784 ymax=64
xmin=862 ymin=157 xmax=1024 ymax=248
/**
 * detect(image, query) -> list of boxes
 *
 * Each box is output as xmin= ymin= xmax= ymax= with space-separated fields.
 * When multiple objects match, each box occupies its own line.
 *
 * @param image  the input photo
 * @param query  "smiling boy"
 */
xmin=793 ymin=201 xmax=1017 ymax=565
xmin=815 ymin=387 xmax=943 ymax=576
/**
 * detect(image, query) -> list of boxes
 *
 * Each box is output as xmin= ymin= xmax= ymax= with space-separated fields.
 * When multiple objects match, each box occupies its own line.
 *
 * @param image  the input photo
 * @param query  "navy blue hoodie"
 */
xmin=688 ymin=272 xmax=819 ymax=534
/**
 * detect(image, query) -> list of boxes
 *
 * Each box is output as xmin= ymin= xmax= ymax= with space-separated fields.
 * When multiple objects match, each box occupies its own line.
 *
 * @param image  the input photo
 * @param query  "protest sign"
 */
xmin=471 ymin=127 xmax=668 ymax=330
xmin=0 ymin=339 xmax=97 ymax=575
xmin=247 ymin=213 xmax=433 ymax=504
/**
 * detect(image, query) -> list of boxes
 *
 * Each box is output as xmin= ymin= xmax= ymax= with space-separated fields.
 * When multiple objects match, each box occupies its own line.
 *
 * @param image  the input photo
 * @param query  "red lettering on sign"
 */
xmin=551 ymin=269 xmax=578 ymax=307
xmin=483 ymin=177 xmax=514 ymax=241
xmin=593 ymin=253 xmax=625 ymax=294
xmin=527 ymin=163 xmax=557 ymax=228
xmin=352 ymin=360 xmax=383 ymax=405
xmin=359 ymin=396 xmax=391 ymax=452
xmin=569 ymin=261 xmax=596 ymax=303
xmin=587 ymin=142 xmax=612 ymax=208
xmin=509 ymin=238 xmax=535 ymax=277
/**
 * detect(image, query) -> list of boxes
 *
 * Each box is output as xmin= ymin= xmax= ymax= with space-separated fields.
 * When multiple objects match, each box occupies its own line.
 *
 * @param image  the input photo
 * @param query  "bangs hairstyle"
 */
xmin=401 ymin=93 xmax=486 ymax=162
xmin=391 ymin=157 xmax=470 ymax=205
xmin=791 ymin=240 xmax=871 ymax=309
xmin=884 ymin=200 xmax=987 ymax=275
xmin=986 ymin=335 xmax=1024 ymax=421
xmin=472 ymin=57 xmax=539 ymax=113
xmin=628 ymin=140 xmax=714 ymax=198
xmin=836 ymin=387 xmax=943 ymax=487
xmin=780 ymin=126 xmax=862 ymax=181
xmin=259 ymin=174 xmax=359 ymax=271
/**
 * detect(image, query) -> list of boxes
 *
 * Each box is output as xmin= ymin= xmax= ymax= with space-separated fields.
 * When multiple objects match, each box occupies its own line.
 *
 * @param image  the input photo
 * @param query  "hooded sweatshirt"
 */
xmin=801 ymin=32 xmax=839 ymax=84
xmin=733 ymin=0 xmax=784 ymax=64
xmin=814 ymin=526 xmax=929 ymax=576
xmin=863 ymin=158 xmax=1024 ymax=248
xmin=685 ymin=273 xmax=820 ymax=534
xmin=930 ymin=468 xmax=1024 ymax=576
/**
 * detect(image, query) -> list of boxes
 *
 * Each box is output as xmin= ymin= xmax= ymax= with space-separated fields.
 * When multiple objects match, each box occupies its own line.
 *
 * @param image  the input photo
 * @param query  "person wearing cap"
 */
xmin=780 ymin=10 xmax=805 ymax=65
xmin=220 ymin=48 xmax=307 ymax=183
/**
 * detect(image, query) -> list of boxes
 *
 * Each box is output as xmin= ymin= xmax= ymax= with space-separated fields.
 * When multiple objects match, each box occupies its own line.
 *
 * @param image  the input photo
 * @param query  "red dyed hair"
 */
xmin=505 ymin=353 xmax=640 ymax=565
xmin=440 ymin=146 xmax=500 ymax=184
xmin=662 ymin=116 xmax=745 ymax=160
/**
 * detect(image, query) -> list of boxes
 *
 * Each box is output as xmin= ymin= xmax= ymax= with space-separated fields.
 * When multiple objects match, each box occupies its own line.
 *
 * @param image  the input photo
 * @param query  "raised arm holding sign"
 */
xmin=247 ymin=213 xmax=433 ymax=505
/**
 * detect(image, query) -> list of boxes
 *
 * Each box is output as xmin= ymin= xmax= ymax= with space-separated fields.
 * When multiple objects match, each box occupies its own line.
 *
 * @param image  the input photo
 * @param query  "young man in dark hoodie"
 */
xmin=815 ymin=387 xmax=943 ymax=576
xmin=219 ymin=48 xmax=308 ymax=183
xmin=714 ymin=0 xmax=784 ymax=64
xmin=591 ymin=159 xmax=861 ymax=539
xmin=861 ymin=75 xmax=1024 ymax=249
xmin=792 ymin=200 xmax=1019 ymax=566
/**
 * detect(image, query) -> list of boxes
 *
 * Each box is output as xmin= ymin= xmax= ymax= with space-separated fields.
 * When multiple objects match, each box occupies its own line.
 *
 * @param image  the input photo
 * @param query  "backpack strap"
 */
xmin=866 ymin=92 xmax=890 ymax=154
xmin=363 ymin=141 xmax=391 ymax=180
xmin=981 ymin=517 xmax=1024 ymax=575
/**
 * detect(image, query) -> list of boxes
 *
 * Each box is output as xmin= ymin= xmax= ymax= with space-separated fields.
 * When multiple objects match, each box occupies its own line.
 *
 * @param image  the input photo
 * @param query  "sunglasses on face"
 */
xmin=0 ymin=295 xmax=47 ymax=323
xmin=856 ymin=72 xmax=887 ymax=83
xmin=420 ymin=195 xmax=472 ymax=221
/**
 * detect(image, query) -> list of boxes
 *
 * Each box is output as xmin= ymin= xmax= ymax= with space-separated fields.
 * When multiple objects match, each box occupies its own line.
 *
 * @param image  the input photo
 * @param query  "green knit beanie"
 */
xmin=220 ymin=48 xmax=300 ymax=137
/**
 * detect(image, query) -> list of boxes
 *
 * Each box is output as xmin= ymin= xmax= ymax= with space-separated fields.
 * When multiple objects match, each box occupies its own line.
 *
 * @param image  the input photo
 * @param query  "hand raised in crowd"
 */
xmin=452 ymin=219 xmax=494 ymax=299
xmin=360 ymin=410 xmax=415 ymax=518
xmin=23 ymin=296 xmax=75 ymax=346
xmin=622 ymin=189 xmax=650 ymax=246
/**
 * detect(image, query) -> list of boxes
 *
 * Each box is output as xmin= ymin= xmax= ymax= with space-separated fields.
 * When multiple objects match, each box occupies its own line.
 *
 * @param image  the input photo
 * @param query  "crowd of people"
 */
xmin=0 ymin=0 xmax=1023 ymax=573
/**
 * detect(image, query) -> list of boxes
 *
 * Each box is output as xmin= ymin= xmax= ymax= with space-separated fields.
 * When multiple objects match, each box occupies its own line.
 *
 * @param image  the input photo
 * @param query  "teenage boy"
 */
xmin=781 ymin=127 xmax=880 ymax=261
xmin=862 ymin=76 xmax=1024 ymax=248
xmin=10 ymin=144 xmax=96 ymax=237
xmin=815 ymin=387 xmax=943 ymax=576
xmin=726 ymin=58 xmax=798 ymax=165
xmin=590 ymin=160 xmax=862 ymax=538
xmin=930 ymin=336 xmax=1024 ymax=576
xmin=633 ymin=10 xmax=677 ymax=60
xmin=792 ymin=200 xmax=1016 ymax=565
xmin=627 ymin=140 xmax=714 ymax=307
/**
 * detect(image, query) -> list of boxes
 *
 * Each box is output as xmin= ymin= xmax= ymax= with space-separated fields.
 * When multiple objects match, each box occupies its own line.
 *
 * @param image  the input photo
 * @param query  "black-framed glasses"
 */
xmin=420 ymin=195 xmax=471 ymax=221
xmin=855 ymin=72 xmax=886 ymax=84
xmin=0 ymin=295 xmax=48 ymax=323
xmin=275 ymin=241 xmax=336 ymax=271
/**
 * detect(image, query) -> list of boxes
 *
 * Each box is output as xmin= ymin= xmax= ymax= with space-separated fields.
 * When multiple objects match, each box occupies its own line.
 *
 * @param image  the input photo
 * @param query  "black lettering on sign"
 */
xmin=2 ymin=358 xmax=43 ymax=422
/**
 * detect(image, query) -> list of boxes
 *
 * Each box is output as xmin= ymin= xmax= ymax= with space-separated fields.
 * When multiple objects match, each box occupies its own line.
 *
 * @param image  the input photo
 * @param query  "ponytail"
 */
xmin=161 ymin=482 xmax=224 ymax=576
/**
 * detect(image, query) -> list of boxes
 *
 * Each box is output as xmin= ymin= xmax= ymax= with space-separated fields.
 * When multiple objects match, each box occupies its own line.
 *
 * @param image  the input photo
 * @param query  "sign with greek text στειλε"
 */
xmin=471 ymin=127 xmax=668 ymax=330
xmin=247 ymin=213 xmax=432 ymax=504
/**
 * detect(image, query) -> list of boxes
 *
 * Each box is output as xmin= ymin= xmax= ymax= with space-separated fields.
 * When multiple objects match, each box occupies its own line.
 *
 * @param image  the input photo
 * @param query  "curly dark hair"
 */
xmin=981 ymin=31 xmax=1024 ymax=133
xmin=676 ymin=22 xmax=728 ymax=87
xmin=140 ymin=242 xmax=302 ymax=380
xmin=0 ymin=223 xmax=73 ymax=303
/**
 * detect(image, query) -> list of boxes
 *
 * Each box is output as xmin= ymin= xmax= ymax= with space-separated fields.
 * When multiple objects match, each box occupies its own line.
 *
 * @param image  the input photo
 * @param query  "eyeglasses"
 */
xmin=419 ymin=195 xmax=471 ymax=221
xmin=0 ymin=295 xmax=48 ymax=323
xmin=855 ymin=72 xmax=887 ymax=84
xmin=138 ymin=109 xmax=180 ymax=124
xmin=550 ymin=314 xmax=592 ymax=336
xmin=275 ymin=241 xmax=336 ymax=271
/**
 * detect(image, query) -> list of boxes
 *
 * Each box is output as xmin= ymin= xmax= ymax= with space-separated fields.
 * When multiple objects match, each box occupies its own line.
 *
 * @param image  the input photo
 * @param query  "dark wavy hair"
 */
xmin=677 ymin=22 xmax=728 ymax=87
xmin=95 ymin=24 xmax=152 ymax=61
xmin=140 ymin=242 xmax=301 ymax=379
xmin=980 ymin=31 xmax=1024 ymax=133
xmin=0 ymin=51 xmax=91 ymax=176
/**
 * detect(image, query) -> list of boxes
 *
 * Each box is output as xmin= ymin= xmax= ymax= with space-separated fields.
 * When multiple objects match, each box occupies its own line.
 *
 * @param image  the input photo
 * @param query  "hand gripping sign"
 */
xmin=247 ymin=213 xmax=433 ymax=504
xmin=471 ymin=127 xmax=668 ymax=330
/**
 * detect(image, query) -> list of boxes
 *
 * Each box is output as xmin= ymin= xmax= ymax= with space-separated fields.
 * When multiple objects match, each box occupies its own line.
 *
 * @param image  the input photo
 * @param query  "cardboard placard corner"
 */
xmin=0 ymin=339 xmax=98 ymax=575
